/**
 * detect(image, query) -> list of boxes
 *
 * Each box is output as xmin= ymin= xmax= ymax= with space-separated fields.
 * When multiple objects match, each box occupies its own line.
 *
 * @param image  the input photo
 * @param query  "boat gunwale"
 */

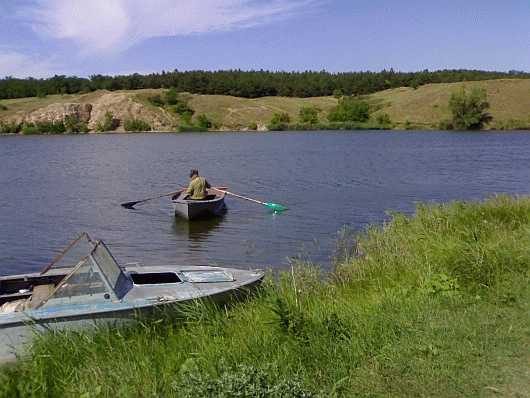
xmin=171 ymin=189 xmax=226 ymax=205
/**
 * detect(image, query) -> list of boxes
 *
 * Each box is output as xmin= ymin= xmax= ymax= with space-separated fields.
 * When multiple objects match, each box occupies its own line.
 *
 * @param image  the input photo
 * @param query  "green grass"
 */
xmin=369 ymin=79 xmax=530 ymax=130
xmin=1 ymin=196 xmax=530 ymax=397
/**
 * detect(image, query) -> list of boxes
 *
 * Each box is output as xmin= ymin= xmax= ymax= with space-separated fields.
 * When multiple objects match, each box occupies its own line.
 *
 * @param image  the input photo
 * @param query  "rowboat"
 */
xmin=172 ymin=188 xmax=227 ymax=220
xmin=0 ymin=233 xmax=264 ymax=362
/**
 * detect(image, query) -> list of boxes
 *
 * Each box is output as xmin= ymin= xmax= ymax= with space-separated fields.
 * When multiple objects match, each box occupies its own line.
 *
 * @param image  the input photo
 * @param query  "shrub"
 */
xmin=438 ymin=119 xmax=454 ymax=130
xmin=21 ymin=123 xmax=40 ymax=135
xmin=328 ymin=97 xmax=370 ymax=122
xmin=196 ymin=114 xmax=212 ymax=130
xmin=23 ymin=121 xmax=67 ymax=134
xmin=494 ymin=119 xmax=529 ymax=130
xmin=332 ymin=88 xmax=344 ymax=99
xmin=165 ymin=88 xmax=179 ymax=105
xmin=299 ymin=106 xmax=319 ymax=124
xmin=124 ymin=118 xmax=151 ymax=132
xmin=247 ymin=122 xmax=258 ymax=130
xmin=95 ymin=111 xmax=119 ymax=132
xmin=449 ymin=87 xmax=493 ymax=130
xmin=178 ymin=124 xmax=207 ymax=132
xmin=64 ymin=116 xmax=89 ymax=133
xmin=0 ymin=103 xmax=7 ymax=111
xmin=268 ymin=112 xmax=291 ymax=130
xmin=148 ymin=95 xmax=164 ymax=107
xmin=179 ymin=111 xmax=193 ymax=125
xmin=168 ymin=98 xmax=194 ymax=117
xmin=376 ymin=113 xmax=392 ymax=128
xmin=0 ymin=122 xmax=21 ymax=134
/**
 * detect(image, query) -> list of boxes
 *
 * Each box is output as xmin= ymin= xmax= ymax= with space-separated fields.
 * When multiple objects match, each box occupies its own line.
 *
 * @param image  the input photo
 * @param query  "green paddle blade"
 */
xmin=264 ymin=202 xmax=287 ymax=212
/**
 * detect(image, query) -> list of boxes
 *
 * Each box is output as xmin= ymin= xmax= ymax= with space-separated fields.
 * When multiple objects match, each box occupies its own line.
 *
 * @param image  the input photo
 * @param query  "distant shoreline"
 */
xmin=2 ymin=79 xmax=530 ymax=133
xmin=3 ymin=128 xmax=530 ymax=138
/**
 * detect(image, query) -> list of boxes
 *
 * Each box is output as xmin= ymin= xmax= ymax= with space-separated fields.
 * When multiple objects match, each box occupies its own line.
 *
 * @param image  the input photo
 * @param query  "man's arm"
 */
xmin=185 ymin=180 xmax=195 ymax=195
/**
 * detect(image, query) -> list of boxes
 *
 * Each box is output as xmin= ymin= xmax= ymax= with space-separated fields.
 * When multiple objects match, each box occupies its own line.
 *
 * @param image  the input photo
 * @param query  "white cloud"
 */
xmin=28 ymin=0 xmax=319 ymax=54
xmin=0 ymin=51 xmax=57 ymax=78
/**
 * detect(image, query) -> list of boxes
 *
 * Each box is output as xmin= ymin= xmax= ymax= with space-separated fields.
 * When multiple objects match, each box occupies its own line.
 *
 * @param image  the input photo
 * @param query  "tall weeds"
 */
xmin=1 ymin=195 xmax=529 ymax=397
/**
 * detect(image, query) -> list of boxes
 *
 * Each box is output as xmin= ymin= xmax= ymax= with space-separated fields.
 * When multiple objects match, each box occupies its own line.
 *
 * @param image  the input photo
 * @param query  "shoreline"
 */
xmin=1 ymin=195 xmax=528 ymax=396
xmin=3 ymin=128 xmax=530 ymax=137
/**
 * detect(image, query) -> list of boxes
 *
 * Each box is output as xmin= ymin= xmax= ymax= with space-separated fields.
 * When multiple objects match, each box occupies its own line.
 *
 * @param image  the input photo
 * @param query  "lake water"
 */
xmin=1 ymin=131 xmax=530 ymax=275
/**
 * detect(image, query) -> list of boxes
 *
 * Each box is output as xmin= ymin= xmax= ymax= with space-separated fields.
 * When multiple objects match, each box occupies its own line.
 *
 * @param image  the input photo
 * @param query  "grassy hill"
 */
xmin=369 ymin=78 xmax=530 ymax=130
xmin=1 ymin=79 xmax=529 ymax=131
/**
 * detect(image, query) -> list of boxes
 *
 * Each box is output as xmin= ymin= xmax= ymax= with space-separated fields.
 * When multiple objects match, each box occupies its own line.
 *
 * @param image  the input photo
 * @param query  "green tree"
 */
xmin=449 ymin=87 xmax=492 ymax=130
xmin=299 ymin=106 xmax=319 ymax=124
xmin=328 ymin=97 xmax=370 ymax=122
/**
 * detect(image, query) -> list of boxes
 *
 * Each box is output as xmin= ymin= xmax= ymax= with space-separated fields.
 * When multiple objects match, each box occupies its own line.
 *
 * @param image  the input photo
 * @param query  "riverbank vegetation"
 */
xmin=123 ymin=118 xmax=152 ymax=132
xmin=442 ymin=87 xmax=493 ymax=130
xmin=267 ymin=98 xmax=393 ymax=131
xmin=1 ymin=195 xmax=528 ymax=397
xmin=1 ymin=79 xmax=530 ymax=133
xmin=2 ymin=69 xmax=530 ymax=100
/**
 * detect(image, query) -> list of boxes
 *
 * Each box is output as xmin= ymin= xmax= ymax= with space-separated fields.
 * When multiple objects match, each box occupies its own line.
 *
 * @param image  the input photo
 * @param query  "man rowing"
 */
xmin=185 ymin=169 xmax=211 ymax=200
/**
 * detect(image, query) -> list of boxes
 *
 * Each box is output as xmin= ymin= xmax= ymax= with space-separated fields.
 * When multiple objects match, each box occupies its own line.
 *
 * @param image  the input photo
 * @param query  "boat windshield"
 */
xmin=39 ymin=240 xmax=132 ymax=308
xmin=40 ymin=232 xmax=96 ymax=274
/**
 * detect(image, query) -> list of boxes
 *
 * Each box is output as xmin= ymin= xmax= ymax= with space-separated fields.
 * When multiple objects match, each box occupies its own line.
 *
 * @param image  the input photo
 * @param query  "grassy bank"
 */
xmin=2 ymin=79 xmax=530 ymax=132
xmin=1 ymin=196 xmax=530 ymax=397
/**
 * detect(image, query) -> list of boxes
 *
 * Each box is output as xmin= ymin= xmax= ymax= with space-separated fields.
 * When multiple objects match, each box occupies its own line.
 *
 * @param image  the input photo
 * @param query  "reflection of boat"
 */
xmin=172 ymin=216 xmax=224 ymax=239
xmin=0 ymin=233 xmax=264 ymax=362
xmin=172 ymin=189 xmax=226 ymax=220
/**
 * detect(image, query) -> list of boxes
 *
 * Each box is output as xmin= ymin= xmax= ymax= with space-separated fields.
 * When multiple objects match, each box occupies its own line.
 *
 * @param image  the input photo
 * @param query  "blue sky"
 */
xmin=0 ymin=0 xmax=528 ymax=78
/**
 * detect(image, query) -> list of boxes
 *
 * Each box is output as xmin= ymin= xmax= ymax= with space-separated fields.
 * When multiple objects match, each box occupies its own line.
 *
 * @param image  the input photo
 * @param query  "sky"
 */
xmin=0 ymin=0 xmax=528 ymax=78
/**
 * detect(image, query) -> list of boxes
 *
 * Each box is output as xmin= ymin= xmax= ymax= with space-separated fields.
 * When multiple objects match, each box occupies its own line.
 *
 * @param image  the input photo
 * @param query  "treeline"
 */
xmin=1 ymin=69 xmax=529 ymax=100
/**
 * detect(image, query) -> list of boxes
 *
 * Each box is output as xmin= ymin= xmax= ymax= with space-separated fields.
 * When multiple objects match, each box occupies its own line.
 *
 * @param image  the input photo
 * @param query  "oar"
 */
xmin=121 ymin=189 xmax=183 ymax=209
xmin=212 ymin=188 xmax=287 ymax=212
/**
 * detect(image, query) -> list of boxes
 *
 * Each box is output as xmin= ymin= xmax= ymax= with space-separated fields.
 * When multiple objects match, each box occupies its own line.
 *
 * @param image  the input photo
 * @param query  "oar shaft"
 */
xmin=121 ymin=189 xmax=183 ymax=208
xmin=212 ymin=188 xmax=265 ymax=205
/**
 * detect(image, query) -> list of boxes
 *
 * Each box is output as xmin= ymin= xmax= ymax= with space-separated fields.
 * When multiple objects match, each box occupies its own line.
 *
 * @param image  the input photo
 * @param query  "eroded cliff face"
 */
xmin=25 ymin=103 xmax=93 ymax=125
xmin=87 ymin=93 xmax=173 ymax=131
xmin=4 ymin=91 xmax=175 ymax=132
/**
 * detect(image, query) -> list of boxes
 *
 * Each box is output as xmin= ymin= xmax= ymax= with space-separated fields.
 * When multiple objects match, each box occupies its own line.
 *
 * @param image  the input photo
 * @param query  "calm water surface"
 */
xmin=1 ymin=131 xmax=530 ymax=275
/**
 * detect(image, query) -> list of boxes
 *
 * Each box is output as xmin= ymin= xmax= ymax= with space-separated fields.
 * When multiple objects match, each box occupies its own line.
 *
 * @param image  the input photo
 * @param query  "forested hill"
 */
xmin=1 ymin=69 xmax=529 ymax=100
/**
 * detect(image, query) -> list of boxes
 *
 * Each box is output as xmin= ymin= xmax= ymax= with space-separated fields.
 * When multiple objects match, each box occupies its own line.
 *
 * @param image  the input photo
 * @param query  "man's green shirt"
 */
xmin=186 ymin=176 xmax=210 ymax=200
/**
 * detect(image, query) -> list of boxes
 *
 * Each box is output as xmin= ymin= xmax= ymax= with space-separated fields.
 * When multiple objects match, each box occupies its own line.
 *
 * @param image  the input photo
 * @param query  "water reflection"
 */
xmin=171 ymin=216 xmax=225 ymax=241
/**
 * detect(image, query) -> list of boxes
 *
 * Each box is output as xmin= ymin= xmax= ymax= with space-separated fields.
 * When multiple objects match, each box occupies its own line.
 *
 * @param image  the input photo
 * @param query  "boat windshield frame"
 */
xmin=37 ymin=239 xmax=132 ymax=308
xmin=40 ymin=232 xmax=96 ymax=274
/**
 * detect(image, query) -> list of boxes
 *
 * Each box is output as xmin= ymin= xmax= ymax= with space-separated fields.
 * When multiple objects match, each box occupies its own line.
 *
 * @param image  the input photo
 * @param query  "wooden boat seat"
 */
xmin=25 ymin=284 xmax=55 ymax=309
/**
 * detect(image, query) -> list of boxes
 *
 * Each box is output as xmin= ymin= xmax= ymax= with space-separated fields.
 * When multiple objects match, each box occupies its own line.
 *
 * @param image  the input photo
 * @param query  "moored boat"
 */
xmin=172 ymin=188 xmax=226 ymax=220
xmin=0 ymin=233 xmax=264 ymax=362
